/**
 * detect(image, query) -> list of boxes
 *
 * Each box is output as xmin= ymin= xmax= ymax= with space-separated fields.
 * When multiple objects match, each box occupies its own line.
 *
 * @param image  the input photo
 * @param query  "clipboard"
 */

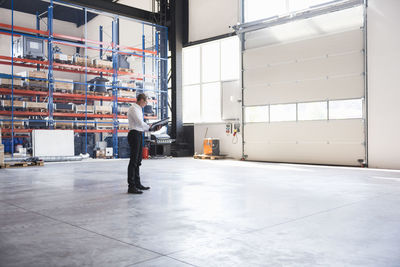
xmin=149 ymin=117 xmax=169 ymax=131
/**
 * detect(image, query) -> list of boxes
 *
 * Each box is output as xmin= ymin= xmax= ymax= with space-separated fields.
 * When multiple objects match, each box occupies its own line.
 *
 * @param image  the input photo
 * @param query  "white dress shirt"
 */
xmin=127 ymin=103 xmax=150 ymax=132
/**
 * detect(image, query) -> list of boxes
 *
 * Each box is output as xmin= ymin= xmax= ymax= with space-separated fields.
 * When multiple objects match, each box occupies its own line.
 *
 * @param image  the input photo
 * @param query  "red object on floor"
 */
xmin=142 ymin=147 xmax=149 ymax=159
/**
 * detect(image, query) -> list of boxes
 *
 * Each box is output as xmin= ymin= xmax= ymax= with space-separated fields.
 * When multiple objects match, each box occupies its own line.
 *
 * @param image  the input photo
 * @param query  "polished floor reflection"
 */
xmin=1 ymin=158 xmax=400 ymax=266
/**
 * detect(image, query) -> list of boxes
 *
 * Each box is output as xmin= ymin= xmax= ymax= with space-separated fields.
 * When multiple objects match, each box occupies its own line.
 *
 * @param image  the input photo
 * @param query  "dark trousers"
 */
xmin=127 ymin=130 xmax=143 ymax=188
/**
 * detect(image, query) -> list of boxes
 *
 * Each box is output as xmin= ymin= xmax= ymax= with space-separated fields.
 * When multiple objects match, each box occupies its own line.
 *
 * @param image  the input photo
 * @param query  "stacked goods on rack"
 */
xmin=93 ymin=59 xmax=113 ymax=69
xmin=54 ymin=78 xmax=74 ymax=93
xmin=96 ymin=118 xmax=113 ymax=130
xmin=74 ymin=55 xmax=92 ymax=66
xmin=0 ymin=116 xmax=25 ymax=129
xmin=75 ymin=120 xmax=96 ymax=129
xmin=118 ymin=89 xmax=136 ymax=98
xmin=54 ymin=103 xmax=75 ymax=113
xmin=118 ymin=106 xmax=129 ymax=115
xmin=25 ymin=101 xmax=47 ymax=112
xmin=1 ymin=100 xmax=25 ymax=111
xmin=0 ymin=74 xmax=24 ymax=89
xmin=54 ymin=53 xmax=73 ymax=64
xmin=118 ymin=119 xmax=129 ymax=130
xmin=18 ymin=70 xmax=47 ymax=90
xmin=95 ymin=105 xmax=112 ymax=115
xmin=54 ymin=121 xmax=74 ymax=129
xmin=28 ymin=119 xmax=47 ymax=129
xmin=75 ymin=105 xmax=94 ymax=113
xmin=74 ymin=83 xmax=89 ymax=95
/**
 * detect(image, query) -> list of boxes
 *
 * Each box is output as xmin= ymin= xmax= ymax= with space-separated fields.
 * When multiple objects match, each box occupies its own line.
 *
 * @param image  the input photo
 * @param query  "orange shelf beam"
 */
xmin=0 ymin=55 xmax=157 ymax=79
xmin=0 ymin=88 xmax=158 ymax=104
xmin=0 ymin=110 xmax=156 ymax=120
xmin=0 ymin=23 xmax=48 ymax=35
xmin=0 ymin=24 xmax=156 ymax=55
xmin=1 ymin=128 xmax=129 ymax=134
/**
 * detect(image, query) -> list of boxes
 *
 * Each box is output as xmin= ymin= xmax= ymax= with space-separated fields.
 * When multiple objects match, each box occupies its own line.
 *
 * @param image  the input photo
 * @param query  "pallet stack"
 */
xmin=54 ymin=53 xmax=73 ymax=64
xmin=18 ymin=70 xmax=47 ymax=90
xmin=54 ymin=78 xmax=74 ymax=93
xmin=93 ymin=59 xmax=113 ymax=69
xmin=0 ymin=76 xmax=24 ymax=88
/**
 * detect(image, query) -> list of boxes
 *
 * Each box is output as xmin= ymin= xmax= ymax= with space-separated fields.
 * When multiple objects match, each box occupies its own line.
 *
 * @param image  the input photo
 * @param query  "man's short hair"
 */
xmin=137 ymin=93 xmax=147 ymax=102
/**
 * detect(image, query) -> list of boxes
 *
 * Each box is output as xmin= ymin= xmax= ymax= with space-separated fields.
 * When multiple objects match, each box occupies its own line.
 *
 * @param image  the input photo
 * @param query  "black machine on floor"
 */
xmin=149 ymin=127 xmax=174 ymax=157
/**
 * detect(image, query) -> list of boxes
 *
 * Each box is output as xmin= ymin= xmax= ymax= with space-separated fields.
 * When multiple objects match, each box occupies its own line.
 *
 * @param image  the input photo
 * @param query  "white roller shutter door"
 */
xmin=243 ymin=28 xmax=365 ymax=166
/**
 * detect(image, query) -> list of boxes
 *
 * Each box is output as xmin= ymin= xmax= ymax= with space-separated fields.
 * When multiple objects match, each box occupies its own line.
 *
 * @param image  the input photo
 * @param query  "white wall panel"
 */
xmin=244 ymin=29 xmax=363 ymax=69
xmin=244 ymin=120 xmax=365 ymax=166
xmin=245 ymin=7 xmax=364 ymax=49
xmin=367 ymin=0 xmax=400 ymax=169
xmin=245 ymin=75 xmax=364 ymax=105
xmin=244 ymin=52 xmax=363 ymax=86
xmin=222 ymin=80 xmax=241 ymax=120
xmin=189 ymin=0 xmax=239 ymax=42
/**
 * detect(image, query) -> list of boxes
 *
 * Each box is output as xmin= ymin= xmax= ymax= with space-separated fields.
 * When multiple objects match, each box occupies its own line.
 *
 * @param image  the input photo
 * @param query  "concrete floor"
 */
xmin=0 ymin=158 xmax=400 ymax=267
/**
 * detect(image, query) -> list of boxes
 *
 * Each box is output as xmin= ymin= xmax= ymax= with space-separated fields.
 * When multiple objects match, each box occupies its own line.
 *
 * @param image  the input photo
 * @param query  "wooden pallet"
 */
xmin=27 ymin=85 xmax=48 ymax=92
xmin=54 ymin=88 xmax=73 ymax=94
xmin=1 ymin=124 xmax=24 ymax=129
xmin=0 ymin=84 xmax=24 ymax=89
xmin=26 ymin=108 xmax=48 ymax=112
xmin=0 ymin=161 xmax=44 ymax=169
xmin=95 ymin=111 xmax=112 ymax=115
xmin=54 ymin=110 xmax=74 ymax=113
xmin=193 ymin=154 xmax=226 ymax=160
xmin=75 ymin=90 xmax=94 ymax=95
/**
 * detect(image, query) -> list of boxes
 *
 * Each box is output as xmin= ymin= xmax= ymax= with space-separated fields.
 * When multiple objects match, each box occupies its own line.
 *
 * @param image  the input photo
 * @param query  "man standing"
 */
xmin=127 ymin=93 xmax=151 ymax=194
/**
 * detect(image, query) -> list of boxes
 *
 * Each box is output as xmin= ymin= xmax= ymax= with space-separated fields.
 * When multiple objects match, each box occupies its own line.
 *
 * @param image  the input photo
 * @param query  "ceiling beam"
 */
xmin=60 ymin=0 xmax=159 ymax=24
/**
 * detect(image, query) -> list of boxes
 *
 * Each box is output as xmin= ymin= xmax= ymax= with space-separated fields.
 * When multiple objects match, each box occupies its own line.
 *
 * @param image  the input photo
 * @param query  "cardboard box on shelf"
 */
xmin=54 ymin=78 xmax=74 ymax=93
xmin=96 ymin=118 xmax=114 ymax=129
xmin=54 ymin=53 xmax=73 ymax=63
xmin=93 ymin=59 xmax=113 ymax=69
xmin=118 ymin=89 xmax=136 ymax=98
xmin=1 ymin=119 xmax=24 ymax=128
xmin=118 ymin=106 xmax=129 ymax=115
xmin=54 ymin=121 xmax=74 ymax=129
xmin=2 ymin=100 xmax=24 ymax=108
xmin=18 ymin=70 xmax=46 ymax=79
xmin=75 ymin=120 xmax=96 ymax=129
xmin=0 ymin=78 xmax=24 ymax=87
xmin=95 ymin=105 xmax=112 ymax=115
xmin=25 ymin=101 xmax=47 ymax=110
xmin=75 ymin=105 xmax=94 ymax=113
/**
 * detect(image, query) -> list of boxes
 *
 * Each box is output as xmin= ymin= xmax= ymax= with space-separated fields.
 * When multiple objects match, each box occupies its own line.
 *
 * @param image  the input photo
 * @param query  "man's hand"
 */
xmin=149 ymin=124 xmax=162 ymax=131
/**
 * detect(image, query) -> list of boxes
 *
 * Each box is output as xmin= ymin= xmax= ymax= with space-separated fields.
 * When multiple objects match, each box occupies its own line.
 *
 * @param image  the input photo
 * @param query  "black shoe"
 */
xmin=137 ymin=185 xmax=150 ymax=190
xmin=127 ymin=187 xmax=143 ymax=194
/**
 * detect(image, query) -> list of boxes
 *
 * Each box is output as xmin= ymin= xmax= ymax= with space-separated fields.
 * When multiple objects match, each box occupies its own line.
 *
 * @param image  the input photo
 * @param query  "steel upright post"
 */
xmin=99 ymin=25 xmax=103 ymax=142
xmin=11 ymin=0 xmax=14 ymax=157
xmin=84 ymin=8 xmax=88 ymax=154
xmin=112 ymin=18 xmax=119 ymax=158
xmin=47 ymin=0 xmax=54 ymax=129
xmin=36 ymin=12 xmax=40 ymax=71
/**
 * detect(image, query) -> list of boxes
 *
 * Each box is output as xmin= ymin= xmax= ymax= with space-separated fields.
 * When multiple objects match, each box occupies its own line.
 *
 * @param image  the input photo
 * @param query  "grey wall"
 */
xmin=189 ymin=0 xmax=239 ymax=42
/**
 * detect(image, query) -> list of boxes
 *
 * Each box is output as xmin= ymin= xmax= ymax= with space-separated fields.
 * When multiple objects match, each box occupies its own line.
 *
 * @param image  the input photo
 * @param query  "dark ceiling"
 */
xmin=0 ymin=0 xmax=99 ymax=27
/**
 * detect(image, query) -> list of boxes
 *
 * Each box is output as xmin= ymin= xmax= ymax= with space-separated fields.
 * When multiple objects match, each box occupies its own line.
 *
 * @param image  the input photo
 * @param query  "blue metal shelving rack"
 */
xmin=1 ymin=0 xmax=168 ymax=158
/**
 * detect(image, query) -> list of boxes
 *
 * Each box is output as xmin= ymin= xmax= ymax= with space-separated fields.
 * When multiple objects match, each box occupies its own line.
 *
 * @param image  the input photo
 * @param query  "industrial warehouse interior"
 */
xmin=0 ymin=0 xmax=399 ymax=266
